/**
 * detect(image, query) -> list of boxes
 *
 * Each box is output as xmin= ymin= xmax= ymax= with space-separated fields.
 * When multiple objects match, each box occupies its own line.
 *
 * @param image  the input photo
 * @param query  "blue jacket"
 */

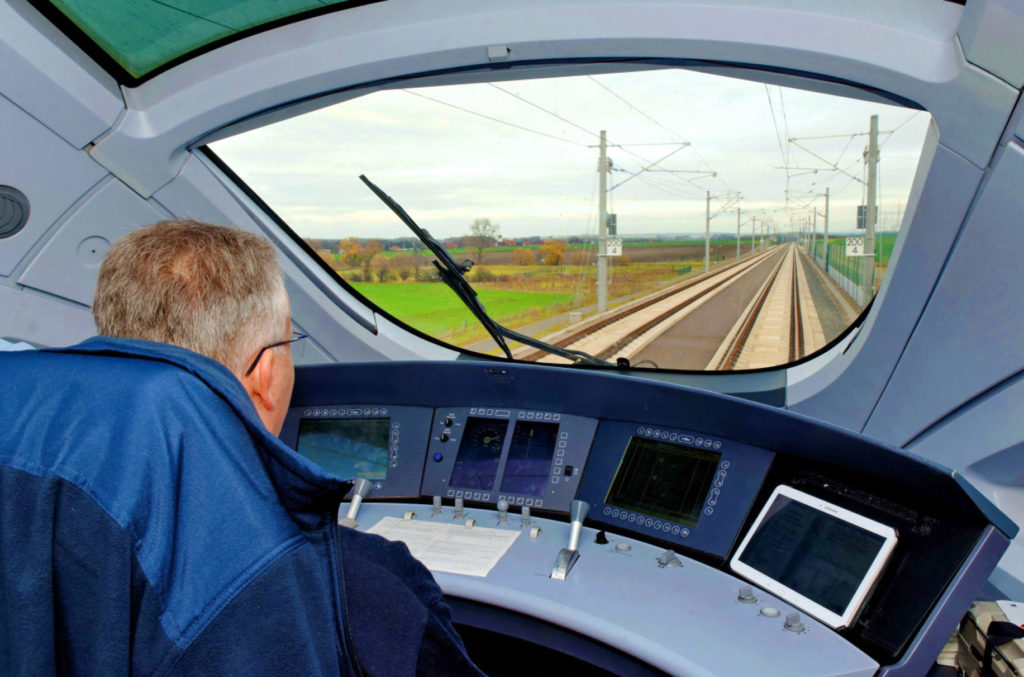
xmin=0 ymin=337 xmax=482 ymax=676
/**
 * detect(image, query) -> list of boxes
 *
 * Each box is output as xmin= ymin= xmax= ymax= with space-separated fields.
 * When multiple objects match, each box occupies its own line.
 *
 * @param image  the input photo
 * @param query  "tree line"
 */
xmin=305 ymin=218 xmax=586 ymax=283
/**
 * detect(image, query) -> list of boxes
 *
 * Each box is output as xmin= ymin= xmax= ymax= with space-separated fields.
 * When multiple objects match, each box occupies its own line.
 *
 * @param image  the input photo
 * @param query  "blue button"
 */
xmin=433 ymin=453 xmax=443 ymax=462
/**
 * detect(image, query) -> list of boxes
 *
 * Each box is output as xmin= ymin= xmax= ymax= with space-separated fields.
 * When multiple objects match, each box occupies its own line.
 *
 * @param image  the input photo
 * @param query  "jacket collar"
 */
xmin=50 ymin=337 xmax=353 ymax=524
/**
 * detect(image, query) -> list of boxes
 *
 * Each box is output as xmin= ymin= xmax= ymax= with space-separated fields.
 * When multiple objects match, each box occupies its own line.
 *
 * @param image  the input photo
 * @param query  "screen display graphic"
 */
xmin=449 ymin=417 xmax=508 ymax=491
xmin=605 ymin=437 xmax=721 ymax=527
xmin=499 ymin=421 xmax=559 ymax=497
xmin=297 ymin=418 xmax=389 ymax=480
xmin=737 ymin=495 xmax=887 ymax=615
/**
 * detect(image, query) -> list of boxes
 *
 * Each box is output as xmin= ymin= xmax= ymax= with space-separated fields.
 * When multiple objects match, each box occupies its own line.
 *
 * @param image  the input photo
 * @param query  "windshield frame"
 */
xmin=197 ymin=58 xmax=924 ymax=375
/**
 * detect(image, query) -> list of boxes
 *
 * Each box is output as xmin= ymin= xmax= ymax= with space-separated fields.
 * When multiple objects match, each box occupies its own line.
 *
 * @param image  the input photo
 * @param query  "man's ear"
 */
xmin=241 ymin=348 xmax=286 ymax=432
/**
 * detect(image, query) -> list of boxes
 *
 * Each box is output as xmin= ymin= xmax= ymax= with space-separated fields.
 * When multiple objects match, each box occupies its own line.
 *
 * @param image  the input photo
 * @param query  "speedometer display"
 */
xmin=449 ymin=417 xmax=508 ymax=491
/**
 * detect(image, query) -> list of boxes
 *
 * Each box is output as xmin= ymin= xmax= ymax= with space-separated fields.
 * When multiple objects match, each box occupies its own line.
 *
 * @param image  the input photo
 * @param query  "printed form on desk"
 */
xmin=367 ymin=517 xmax=521 ymax=577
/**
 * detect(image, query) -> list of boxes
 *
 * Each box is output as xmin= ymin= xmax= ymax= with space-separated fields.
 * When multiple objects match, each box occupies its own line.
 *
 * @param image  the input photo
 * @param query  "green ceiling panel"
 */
xmin=46 ymin=0 xmax=359 ymax=79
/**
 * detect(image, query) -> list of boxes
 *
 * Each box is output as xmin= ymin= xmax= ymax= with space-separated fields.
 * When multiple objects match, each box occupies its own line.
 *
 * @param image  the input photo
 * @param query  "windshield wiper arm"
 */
xmin=359 ymin=175 xmax=610 ymax=366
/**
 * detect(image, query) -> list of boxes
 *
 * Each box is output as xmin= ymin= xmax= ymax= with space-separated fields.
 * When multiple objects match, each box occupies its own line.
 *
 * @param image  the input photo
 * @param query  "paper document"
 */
xmin=367 ymin=517 xmax=520 ymax=577
xmin=998 ymin=600 xmax=1024 ymax=628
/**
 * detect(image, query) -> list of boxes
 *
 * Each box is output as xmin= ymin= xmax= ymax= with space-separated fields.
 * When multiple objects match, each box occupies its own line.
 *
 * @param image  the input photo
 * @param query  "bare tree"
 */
xmin=466 ymin=218 xmax=500 ymax=265
xmin=392 ymin=253 xmax=417 ymax=281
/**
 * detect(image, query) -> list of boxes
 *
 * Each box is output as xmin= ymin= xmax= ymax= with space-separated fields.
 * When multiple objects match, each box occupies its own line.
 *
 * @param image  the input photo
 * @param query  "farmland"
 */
xmin=335 ymin=241 xmax=742 ymax=347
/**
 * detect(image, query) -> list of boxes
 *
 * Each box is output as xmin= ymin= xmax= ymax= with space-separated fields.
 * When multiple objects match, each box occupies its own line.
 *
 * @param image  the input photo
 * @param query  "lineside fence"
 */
xmin=805 ymin=233 xmax=897 ymax=307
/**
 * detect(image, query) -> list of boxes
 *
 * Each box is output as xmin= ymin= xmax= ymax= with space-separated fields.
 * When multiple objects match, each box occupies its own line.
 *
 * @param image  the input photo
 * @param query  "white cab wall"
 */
xmin=0 ymin=0 xmax=453 ymax=362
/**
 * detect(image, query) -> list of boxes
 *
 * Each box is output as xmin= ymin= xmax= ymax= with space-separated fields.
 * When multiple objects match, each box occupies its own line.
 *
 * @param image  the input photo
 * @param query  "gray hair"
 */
xmin=93 ymin=220 xmax=289 ymax=376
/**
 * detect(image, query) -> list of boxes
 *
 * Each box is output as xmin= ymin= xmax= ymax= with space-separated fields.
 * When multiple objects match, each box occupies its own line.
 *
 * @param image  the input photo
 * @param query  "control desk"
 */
xmin=282 ymin=361 xmax=1014 ymax=676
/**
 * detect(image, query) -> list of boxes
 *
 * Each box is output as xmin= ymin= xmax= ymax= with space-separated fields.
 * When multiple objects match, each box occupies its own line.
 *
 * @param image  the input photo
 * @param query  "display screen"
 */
xmin=499 ymin=421 xmax=559 ymax=497
xmin=605 ymin=437 xmax=721 ymax=526
xmin=736 ymin=494 xmax=888 ymax=615
xmin=449 ymin=417 xmax=508 ymax=491
xmin=296 ymin=418 xmax=390 ymax=480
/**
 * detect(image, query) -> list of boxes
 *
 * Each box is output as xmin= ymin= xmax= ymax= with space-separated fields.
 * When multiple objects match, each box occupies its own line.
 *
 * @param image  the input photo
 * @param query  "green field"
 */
xmin=351 ymin=282 xmax=575 ymax=342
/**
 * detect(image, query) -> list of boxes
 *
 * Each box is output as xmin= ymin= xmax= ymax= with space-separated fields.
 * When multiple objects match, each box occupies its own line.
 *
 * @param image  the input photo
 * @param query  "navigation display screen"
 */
xmin=499 ymin=421 xmax=558 ymax=497
xmin=449 ymin=417 xmax=508 ymax=491
xmin=605 ymin=437 xmax=721 ymax=526
xmin=297 ymin=417 xmax=389 ymax=480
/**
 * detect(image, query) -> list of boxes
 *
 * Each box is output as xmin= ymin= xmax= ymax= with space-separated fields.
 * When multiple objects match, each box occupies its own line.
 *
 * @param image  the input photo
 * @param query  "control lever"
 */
xmin=551 ymin=500 xmax=589 ymax=580
xmin=497 ymin=499 xmax=509 ymax=525
xmin=338 ymin=478 xmax=372 ymax=528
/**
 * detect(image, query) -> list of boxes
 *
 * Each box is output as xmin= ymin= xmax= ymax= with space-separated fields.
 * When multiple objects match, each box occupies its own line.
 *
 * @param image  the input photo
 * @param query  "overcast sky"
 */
xmin=212 ymin=68 xmax=930 ymax=242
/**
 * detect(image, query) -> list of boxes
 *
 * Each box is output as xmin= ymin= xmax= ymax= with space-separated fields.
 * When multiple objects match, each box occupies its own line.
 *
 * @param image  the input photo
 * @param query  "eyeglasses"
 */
xmin=245 ymin=331 xmax=308 ymax=376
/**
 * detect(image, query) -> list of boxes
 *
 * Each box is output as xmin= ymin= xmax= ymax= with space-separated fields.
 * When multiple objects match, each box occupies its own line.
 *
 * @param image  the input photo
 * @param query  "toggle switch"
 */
xmin=656 ymin=549 xmax=681 ymax=568
xmin=784 ymin=612 xmax=806 ymax=633
xmin=737 ymin=586 xmax=757 ymax=604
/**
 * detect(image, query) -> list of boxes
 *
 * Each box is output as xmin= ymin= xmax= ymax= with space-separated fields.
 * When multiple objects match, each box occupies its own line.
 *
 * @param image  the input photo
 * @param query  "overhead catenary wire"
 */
xmin=587 ymin=75 xmax=735 ymax=195
xmin=478 ymin=80 xmax=715 ymax=199
xmin=434 ymin=76 xmax=740 ymax=206
xmin=487 ymin=83 xmax=602 ymax=141
xmin=404 ymin=84 xmax=710 ymax=228
xmin=402 ymin=89 xmax=592 ymax=147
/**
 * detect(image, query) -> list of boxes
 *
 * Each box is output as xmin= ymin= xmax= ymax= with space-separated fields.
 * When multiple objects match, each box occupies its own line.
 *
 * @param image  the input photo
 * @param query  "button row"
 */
xmin=469 ymin=408 xmax=511 ymax=417
xmin=445 ymin=489 xmax=493 ymax=502
xmin=497 ymin=495 xmax=543 ymax=507
xmin=305 ymin=407 xmax=388 ymax=417
xmin=517 ymin=410 xmax=561 ymax=421
xmin=635 ymin=426 xmax=722 ymax=450
xmin=389 ymin=424 xmax=400 ymax=468
xmin=601 ymin=506 xmax=690 ymax=537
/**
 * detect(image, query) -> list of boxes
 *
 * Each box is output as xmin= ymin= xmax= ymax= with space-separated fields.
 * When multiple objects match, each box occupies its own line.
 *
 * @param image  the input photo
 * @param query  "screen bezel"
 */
xmin=604 ymin=435 xmax=722 ymax=527
xmin=296 ymin=416 xmax=391 ymax=481
xmin=729 ymin=484 xmax=898 ymax=630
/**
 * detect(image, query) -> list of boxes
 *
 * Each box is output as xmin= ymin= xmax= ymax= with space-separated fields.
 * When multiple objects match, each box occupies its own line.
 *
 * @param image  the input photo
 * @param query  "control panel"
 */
xmin=576 ymin=421 xmax=773 ymax=558
xmin=421 ymin=406 xmax=598 ymax=513
xmin=280 ymin=404 xmax=433 ymax=497
xmin=283 ymin=361 xmax=1008 ymax=675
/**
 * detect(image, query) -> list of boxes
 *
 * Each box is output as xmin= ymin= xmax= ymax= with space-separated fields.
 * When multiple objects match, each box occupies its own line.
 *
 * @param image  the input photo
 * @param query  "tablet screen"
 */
xmin=731 ymin=485 xmax=897 ymax=629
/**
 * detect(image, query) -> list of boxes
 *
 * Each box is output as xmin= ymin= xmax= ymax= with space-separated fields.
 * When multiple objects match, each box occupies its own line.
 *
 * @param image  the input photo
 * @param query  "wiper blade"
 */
xmin=359 ymin=175 xmax=610 ymax=366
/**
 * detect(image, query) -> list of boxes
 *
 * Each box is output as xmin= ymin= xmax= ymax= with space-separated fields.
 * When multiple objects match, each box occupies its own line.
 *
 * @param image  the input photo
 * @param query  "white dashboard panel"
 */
xmin=351 ymin=502 xmax=878 ymax=677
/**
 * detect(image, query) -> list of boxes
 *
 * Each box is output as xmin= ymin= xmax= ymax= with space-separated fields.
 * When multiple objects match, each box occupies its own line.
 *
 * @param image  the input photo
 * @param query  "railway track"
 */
xmin=518 ymin=243 xmax=832 ymax=370
xmin=519 ymin=246 xmax=786 ymax=365
xmin=710 ymin=244 xmax=826 ymax=370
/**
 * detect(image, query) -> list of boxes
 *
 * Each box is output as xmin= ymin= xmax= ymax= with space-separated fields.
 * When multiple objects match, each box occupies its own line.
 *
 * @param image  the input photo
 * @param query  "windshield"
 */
xmin=211 ymin=68 xmax=929 ymax=371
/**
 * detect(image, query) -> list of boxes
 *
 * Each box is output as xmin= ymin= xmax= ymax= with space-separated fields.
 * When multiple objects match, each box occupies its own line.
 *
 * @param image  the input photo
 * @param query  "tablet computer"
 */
xmin=730 ymin=485 xmax=898 ymax=630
